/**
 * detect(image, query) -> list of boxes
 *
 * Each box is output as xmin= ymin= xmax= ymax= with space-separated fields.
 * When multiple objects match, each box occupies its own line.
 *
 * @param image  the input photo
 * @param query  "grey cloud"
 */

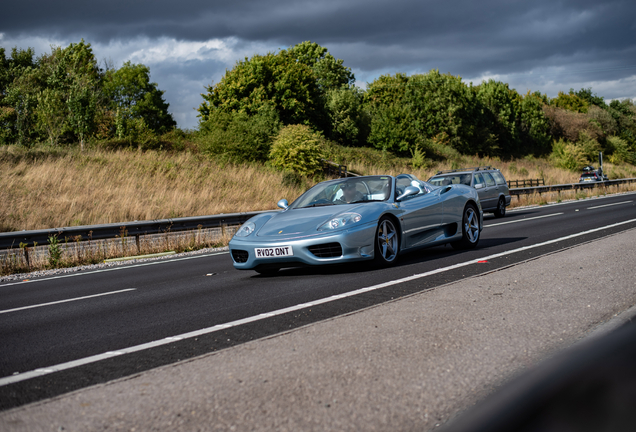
xmin=5 ymin=0 xmax=633 ymax=75
xmin=2 ymin=0 xmax=635 ymax=128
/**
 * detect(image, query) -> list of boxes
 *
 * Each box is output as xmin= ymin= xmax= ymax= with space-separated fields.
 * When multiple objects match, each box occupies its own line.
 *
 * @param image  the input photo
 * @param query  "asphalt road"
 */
xmin=1 ymin=192 xmax=636 ymax=410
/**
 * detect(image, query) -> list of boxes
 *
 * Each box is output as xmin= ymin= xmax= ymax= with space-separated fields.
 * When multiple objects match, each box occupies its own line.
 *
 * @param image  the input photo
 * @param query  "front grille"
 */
xmin=308 ymin=243 xmax=343 ymax=258
xmin=231 ymin=249 xmax=249 ymax=263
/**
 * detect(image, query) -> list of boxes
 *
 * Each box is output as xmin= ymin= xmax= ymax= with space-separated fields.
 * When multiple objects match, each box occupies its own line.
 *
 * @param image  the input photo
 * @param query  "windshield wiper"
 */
xmin=301 ymin=202 xmax=335 ymax=208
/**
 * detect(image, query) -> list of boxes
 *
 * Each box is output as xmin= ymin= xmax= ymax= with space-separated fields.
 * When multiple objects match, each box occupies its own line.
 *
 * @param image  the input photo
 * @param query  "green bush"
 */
xmin=269 ymin=125 xmax=325 ymax=176
xmin=607 ymin=136 xmax=636 ymax=164
xmin=476 ymin=80 xmax=521 ymax=155
xmin=48 ymin=235 xmax=62 ymax=268
xmin=550 ymin=91 xmax=589 ymax=113
xmin=519 ymin=92 xmax=552 ymax=156
xmin=577 ymin=131 xmax=602 ymax=161
xmin=325 ymin=86 xmax=369 ymax=146
xmin=198 ymin=105 xmax=281 ymax=163
xmin=550 ymin=138 xmax=588 ymax=171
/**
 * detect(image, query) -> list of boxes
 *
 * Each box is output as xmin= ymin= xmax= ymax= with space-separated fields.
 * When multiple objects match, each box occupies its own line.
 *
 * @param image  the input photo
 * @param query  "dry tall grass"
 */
xmin=2 ymin=145 xmax=636 ymax=232
xmin=347 ymin=154 xmax=636 ymax=186
xmin=0 ymin=146 xmax=307 ymax=231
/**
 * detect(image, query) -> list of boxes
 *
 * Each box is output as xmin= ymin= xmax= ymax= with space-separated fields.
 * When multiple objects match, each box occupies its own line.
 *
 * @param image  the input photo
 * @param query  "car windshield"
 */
xmin=428 ymin=174 xmax=472 ymax=186
xmin=291 ymin=176 xmax=393 ymax=209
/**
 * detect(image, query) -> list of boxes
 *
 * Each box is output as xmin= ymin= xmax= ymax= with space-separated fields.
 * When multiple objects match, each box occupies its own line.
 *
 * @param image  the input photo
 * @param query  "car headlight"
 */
xmin=234 ymin=221 xmax=256 ymax=237
xmin=318 ymin=213 xmax=362 ymax=231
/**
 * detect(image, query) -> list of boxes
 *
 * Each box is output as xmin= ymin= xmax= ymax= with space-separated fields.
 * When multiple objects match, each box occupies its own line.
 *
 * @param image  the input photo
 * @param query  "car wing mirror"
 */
xmin=396 ymin=186 xmax=420 ymax=201
xmin=474 ymin=183 xmax=484 ymax=189
xmin=277 ymin=199 xmax=289 ymax=210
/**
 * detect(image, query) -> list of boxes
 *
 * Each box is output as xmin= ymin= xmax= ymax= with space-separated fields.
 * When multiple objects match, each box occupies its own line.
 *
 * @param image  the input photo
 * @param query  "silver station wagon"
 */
xmin=428 ymin=166 xmax=511 ymax=217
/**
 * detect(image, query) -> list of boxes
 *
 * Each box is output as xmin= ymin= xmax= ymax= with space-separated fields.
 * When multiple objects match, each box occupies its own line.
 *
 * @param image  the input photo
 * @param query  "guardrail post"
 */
xmin=135 ymin=234 xmax=140 ymax=254
xmin=21 ymin=244 xmax=30 ymax=269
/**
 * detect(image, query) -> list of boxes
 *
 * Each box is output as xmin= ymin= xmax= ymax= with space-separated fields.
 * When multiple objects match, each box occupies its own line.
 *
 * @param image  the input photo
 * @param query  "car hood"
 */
xmin=256 ymin=205 xmax=362 ymax=238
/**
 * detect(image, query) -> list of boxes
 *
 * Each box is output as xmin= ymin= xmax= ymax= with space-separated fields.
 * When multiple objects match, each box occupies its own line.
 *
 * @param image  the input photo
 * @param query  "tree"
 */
xmin=367 ymin=102 xmax=419 ymax=154
xmin=325 ymin=86 xmax=369 ymax=146
xmin=198 ymin=103 xmax=281 ymax=163
xmin=572 ymin=88 xmax=605 ymax=108
xmin=38 ymin=39 xmax=102 ymax=149
xmin=608 ymin=99 xmax=636 ymax=146
xmin=363 ymin=73 xmax=409 ymax=111
xmin=102 ymin=61 xmax=175 ymax=136
xmin=476 ymin=80 xmax=521 ymax=156
xmin=36 ymin=88 xmax=66 ymax=146
xmin=363 ymin=73 xmax=414 ymax=153
xmin=3 ymin=68 xmax=42 ymax=146
xmin=551 ymin=91 xmax=589 ymax=113
xmin=519 ymin=92 xmax=551 ymax=155
xmin=1 ymin=47 xmax=40 ymax=145
xmin=406 ymin=71 xmax=486 ymax=155
xmin=288 ymin=41 xmax=355 ymax=92
xmin=198 ymin=50 xmax=323 ymax=129
xmin=67 ymin=77 xmax=98 ymax=150
xmin=198 ymin=42 xmax=355 ymax=136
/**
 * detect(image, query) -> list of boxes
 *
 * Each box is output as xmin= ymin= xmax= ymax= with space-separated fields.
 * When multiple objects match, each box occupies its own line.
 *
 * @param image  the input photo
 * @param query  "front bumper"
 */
xmin=229 ymin=222 xmax=377 ymax=270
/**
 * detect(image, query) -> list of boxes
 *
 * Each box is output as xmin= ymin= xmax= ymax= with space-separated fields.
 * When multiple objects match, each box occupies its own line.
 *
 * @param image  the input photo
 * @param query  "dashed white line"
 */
xmin=2 ymin=217 xmax=636 ymax=387
xmin=484 ymin=212 xmax=564 ymax=227
xmin=0 ymin=288 xmax=137 ymax=315
xmin=587 ymin=200 xmax=633 ymax=210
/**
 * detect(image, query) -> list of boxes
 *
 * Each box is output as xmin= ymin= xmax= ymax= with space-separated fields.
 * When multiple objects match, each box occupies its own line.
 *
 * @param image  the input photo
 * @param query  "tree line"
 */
xmin=2 ymin=39 xmax=635 ymax=170
xmin=0 ymin=40 xmax=176 ymax=149
xmin=198 ymin=41 xmax=636 ymax=169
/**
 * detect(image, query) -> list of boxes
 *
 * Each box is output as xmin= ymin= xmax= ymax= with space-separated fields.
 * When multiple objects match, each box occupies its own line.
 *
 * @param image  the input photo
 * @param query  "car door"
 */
xmin=491 ymin=170 xmax=511 ymax=205
xmin=480 ymin=172 xmax=498 ymax=210
xmin=399 ymin=187 xmax=444 ymax=249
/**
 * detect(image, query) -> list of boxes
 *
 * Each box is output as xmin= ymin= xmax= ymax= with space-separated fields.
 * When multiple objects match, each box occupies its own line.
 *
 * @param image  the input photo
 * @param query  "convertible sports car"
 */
xmin=229 ymin=174 xmax=483 ymax=274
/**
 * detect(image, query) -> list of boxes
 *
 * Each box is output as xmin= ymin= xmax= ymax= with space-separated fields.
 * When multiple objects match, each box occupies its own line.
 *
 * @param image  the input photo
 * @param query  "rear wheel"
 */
xmin=451 ymin=204 xmax=480 ymax=250
xmin=374 ymin=216 xmax=400 ymax=266
xmin=494 ymin=197 xmax=506 ymax=218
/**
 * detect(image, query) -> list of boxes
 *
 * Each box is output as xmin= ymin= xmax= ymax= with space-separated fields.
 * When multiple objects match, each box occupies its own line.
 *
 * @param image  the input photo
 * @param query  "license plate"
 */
xmin=254 ymin=246 xmax=293 ymax=258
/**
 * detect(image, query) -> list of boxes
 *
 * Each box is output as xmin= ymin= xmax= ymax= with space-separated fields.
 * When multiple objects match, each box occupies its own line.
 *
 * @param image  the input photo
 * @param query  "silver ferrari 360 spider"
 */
xmin=229 ymin=174 xmax=483 ymax=274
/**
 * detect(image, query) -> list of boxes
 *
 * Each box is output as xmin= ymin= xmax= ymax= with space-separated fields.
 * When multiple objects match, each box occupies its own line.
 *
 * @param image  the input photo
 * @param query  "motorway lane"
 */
xmin=1 ymin=193 xmax=635 ymax=393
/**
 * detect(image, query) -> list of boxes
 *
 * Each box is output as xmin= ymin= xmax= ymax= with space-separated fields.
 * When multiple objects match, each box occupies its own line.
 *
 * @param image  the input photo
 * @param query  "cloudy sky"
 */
xmin=2 ymin=0 xmax=635 ymax=129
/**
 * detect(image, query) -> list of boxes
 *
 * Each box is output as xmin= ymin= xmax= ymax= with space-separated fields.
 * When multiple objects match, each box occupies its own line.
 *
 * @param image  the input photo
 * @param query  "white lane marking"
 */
xmin=0 ymin=288 xmax=137 ymax=315
xmin=484 ymin=212 xmax=563 ymax=227
xmin=587 ymin=200 xmax=633 ymax=210
xmin=1 ymin=217 xmax=636 ymax=387
xmin=0 ymin=252 xmax=229 ymax=288
xmin=505 ymin=190 xmax=636 ymax=213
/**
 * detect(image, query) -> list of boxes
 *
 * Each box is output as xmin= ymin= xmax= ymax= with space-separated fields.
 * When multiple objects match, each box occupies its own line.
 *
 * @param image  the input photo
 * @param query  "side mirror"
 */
xmin=396 ymin=186 xmax=420 ymax=201
xmin=277 ymin=199 xmax=289 ymax=210
xmin=474 ymin=183 xmax=484 ymax=189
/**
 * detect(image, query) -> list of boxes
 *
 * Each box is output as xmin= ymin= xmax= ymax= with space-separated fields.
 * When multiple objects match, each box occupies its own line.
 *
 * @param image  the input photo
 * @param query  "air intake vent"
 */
xmin=231 ymin=249 xmax=249 ymax=263
xmin=308 ymin=243 xmax=342 ymax=258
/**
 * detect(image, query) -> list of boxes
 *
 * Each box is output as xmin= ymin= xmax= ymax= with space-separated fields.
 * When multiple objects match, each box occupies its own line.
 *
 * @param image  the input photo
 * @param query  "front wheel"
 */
xmin=494 ymin=197 xmax=506 ymax=218
xmin=451 ymin=204 xmax=480 ymax=250
xmin=374 ymin=216 xmax=400 ymax=266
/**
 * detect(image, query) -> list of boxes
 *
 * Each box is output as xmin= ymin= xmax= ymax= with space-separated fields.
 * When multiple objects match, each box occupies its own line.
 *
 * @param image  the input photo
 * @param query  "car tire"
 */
xmin=374 ymin=216 xmax=400 ymax=266
xmin=494 ymin=197 xmax=506 ymax=218
xmin=451 ymin=203 xmax=480 ymax=250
